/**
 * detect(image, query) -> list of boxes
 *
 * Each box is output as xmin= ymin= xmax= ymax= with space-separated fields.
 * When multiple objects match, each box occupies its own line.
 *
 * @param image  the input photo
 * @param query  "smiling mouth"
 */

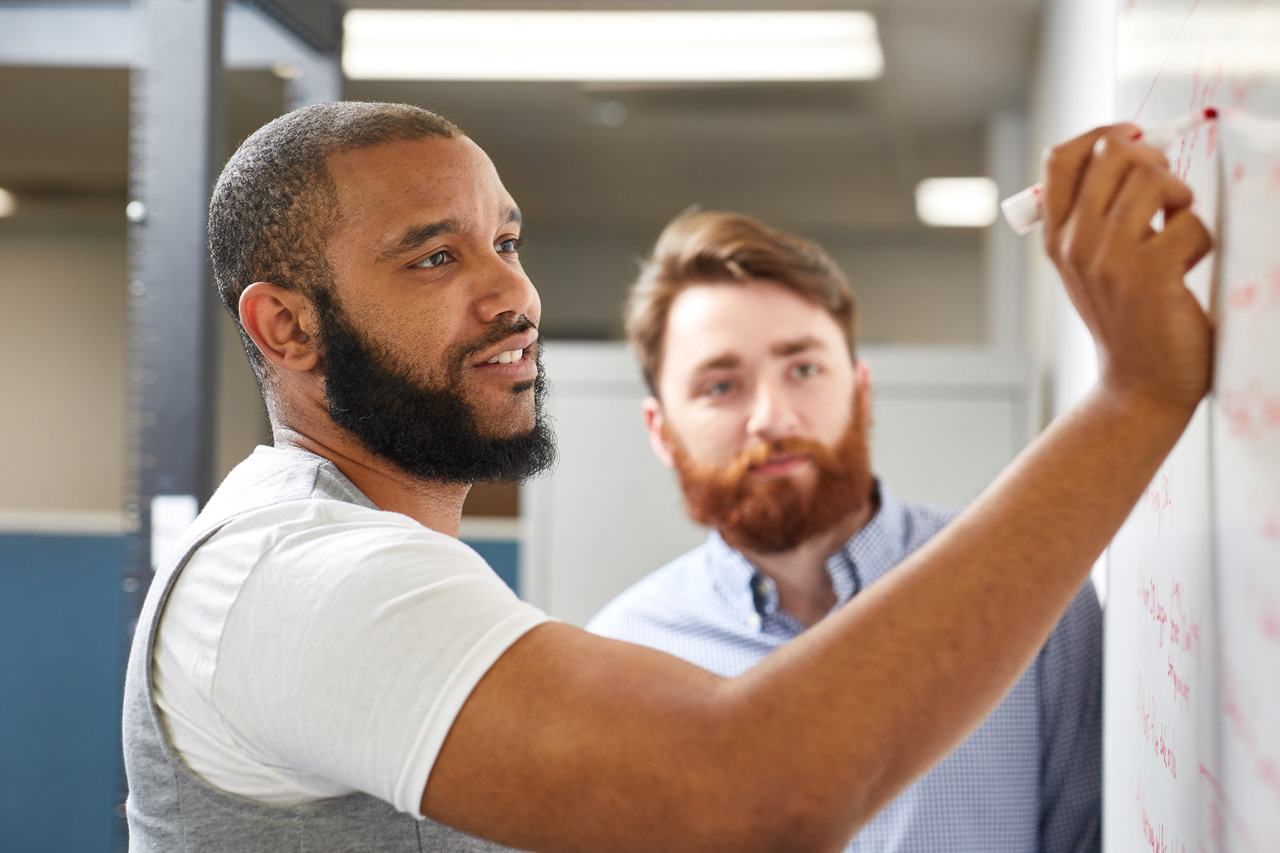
xmin=486 ymin=349 xmax=524 ymax=364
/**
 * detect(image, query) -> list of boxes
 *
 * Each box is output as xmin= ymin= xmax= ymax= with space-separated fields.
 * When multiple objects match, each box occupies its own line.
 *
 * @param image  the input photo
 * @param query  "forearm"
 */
xmin=726 ymin=385 xmax=1192 ymax=842
xmin=431 ymin=387 xmax=1193 ymax=853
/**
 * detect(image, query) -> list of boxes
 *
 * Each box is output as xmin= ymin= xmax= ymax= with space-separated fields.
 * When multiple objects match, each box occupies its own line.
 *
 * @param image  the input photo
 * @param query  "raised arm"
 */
xmin=422 ymin=124 xmax=1213 ymax=853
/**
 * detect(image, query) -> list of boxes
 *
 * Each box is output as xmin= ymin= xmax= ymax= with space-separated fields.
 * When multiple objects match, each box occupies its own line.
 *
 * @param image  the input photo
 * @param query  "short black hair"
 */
xmin=208 ymin=101 xmax=460 ymax=380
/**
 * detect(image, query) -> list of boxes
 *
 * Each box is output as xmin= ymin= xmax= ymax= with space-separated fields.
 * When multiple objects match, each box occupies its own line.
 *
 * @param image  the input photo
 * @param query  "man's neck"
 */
xmin=272 ymin=426 xmax=471 ymax=537
xmin=733 ymin=497 xmax=878 ymax=628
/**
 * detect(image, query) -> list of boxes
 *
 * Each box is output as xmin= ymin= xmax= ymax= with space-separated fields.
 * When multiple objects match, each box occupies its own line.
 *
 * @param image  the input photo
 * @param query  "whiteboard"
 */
xmin=1104 ymin=3 xmax=1280 ymax=852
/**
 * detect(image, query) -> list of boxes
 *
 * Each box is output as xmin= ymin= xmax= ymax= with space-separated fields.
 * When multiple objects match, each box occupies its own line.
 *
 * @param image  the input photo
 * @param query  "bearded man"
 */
xmin=589 ymin=210 xmax=1103 ymax=853
xmin=124 ymin=100 xmax=1210 ymax=852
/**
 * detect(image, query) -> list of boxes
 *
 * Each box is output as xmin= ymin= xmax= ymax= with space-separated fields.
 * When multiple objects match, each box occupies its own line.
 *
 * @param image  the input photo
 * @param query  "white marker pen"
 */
xmin=1001 ymin=107 xmax=1219 ymax=235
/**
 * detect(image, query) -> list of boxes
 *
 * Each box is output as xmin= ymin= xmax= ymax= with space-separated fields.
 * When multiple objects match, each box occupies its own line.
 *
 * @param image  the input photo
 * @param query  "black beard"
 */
xmin=311 ymin=286 xmax=557 ymax=485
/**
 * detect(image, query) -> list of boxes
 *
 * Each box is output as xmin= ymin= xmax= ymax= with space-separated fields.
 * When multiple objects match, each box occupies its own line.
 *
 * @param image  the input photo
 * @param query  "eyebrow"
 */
xmin=377 ymin=206 xmax=523 ymax=262
xmin=691 ymin=353 xmax=742 ymax=374
xmin=688 ymin=335 xmax=829 ymax=377
xmin=770 ymin=335 xmax=827 ymax=357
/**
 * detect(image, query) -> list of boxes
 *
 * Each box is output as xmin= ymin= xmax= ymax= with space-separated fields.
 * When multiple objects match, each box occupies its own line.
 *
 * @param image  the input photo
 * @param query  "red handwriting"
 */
xmin=1147 ymin=470 xmax=1174 ymax=535
xmin=1251 ymin=575 xmax=1280 ymax=646
xmin=1222 ymin=664 xmax=1255 ymax=751
xmin=1137 ymin=565 xmax=1202 ymax=660
xmin=1138 ymin=676 xmax=1179 ymax=779
xmin=1232 ymin=161 xmax=1246 ymax=184
xmin=1262 ymin=758 xmax=1280 ymax=807
xmin=1200 ymin=764 xmax=1258 ymax=853
xmin=1227 ymin=270 xmax=1280 ymax=313
xmin=1138 ymin=780 xmax=1188 ymax=853
xmin=1228 ymin=280 xmax=1258 ymax=311
xmin=1167 ymin=656 xmax=1192 ymax=711
xmin=1223 ymin=659 xmax=1280 ymax=809
xmin=1219 ymin=379 xmax=1280 ymax=441
xmin=1262 ymin=600 xmax=1280 ymax=644
xmin=1174 ymin=139 xmax=1193 ymax=181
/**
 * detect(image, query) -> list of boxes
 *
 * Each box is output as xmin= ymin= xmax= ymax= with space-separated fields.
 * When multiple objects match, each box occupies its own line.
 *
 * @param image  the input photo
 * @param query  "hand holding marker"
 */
xmin=1001 ymin=107 xmax=1219 ymax=235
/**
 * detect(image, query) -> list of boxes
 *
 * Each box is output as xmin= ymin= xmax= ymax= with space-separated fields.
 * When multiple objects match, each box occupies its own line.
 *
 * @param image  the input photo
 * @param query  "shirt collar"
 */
xmin=704 ymin=532 xmax=770 ymax=627
xmin=704 ymin=479 xmax=911 ymax=630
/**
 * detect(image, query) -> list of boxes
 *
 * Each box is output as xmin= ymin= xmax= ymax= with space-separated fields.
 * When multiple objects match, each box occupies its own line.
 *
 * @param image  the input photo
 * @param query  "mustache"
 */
xmin=719 ymin=436 xmax=841 ymax=487
xmin=456 ymin=314 xmax=538 ymax=362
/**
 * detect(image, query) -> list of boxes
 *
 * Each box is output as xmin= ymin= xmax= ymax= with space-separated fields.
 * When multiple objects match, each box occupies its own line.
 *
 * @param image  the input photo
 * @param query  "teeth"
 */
xmin=487 ymin=349 xmax=523 ymax=364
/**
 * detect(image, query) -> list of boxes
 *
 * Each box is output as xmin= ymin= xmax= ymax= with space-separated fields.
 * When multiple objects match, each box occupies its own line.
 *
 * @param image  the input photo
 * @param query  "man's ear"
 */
xmin=239 ymin=282 xmax=320 ymax=372
xmin=854 ymin=359 xmax=873 ymax=431
xmin=642 ymin=396 xmax=676 ymax=469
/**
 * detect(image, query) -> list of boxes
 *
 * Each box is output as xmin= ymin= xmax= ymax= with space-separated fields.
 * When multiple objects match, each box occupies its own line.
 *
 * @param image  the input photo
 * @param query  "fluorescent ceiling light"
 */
xmin=915 ymin=178 xmax=998 ymax=228
xmin=343 ymin=10 xmax=883 ymax=82
xmin=0 ymin=188 xmax=15 ymax=218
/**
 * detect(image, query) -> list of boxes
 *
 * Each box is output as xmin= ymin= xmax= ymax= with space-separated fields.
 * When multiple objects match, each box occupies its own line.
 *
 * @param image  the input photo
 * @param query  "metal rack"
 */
xmin=0 ymin=3 xmax=341 ymax=847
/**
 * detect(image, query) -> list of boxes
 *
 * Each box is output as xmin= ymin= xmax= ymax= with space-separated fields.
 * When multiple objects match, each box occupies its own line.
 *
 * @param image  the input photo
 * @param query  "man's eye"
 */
xmin=497 ymin=237 xmax=524 ymax=254
xmin=705 ymin=380 xmax=734 ymax=397
xmin=414 ymin=250 xmax=451 ymax=268
xmin=792 ymin=363 xmax=819 ymax=379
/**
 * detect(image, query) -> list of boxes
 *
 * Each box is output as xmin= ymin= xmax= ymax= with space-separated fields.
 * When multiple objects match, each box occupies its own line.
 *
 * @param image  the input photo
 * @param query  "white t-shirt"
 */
xmin=153 ymin=484 xmax=550 ymax=818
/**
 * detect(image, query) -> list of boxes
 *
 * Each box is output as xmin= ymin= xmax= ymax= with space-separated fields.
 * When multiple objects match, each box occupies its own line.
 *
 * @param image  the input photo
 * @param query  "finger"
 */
xmin=1078 ymin=135 xmax=1172 ymax=223
xmin=1041 ymin=123 xmax=1141 ymax=237
xmin=1106 ymin=165 xmax=1194 ymax=244
xmin=1150 ymin=208 xmax=1214 ymax=275
xmin=1053 ymin=135 xmax=1170 ymax=267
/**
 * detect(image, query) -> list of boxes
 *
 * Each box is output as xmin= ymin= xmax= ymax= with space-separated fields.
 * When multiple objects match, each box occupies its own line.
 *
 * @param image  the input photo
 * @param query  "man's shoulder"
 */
xmin=203 ymin=445 xmax=373 ymax=518
xmin=184 ymin=445 xmax=485 ymax=593
xmin=864 ymin=482 xmax=959 ymax=561
xmin=896 ymin=496 xmax=960 ymax=541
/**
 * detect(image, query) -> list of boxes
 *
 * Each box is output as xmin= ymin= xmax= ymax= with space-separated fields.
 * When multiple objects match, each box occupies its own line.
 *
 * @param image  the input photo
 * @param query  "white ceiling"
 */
xmin=0 ymin=0 xmax=1041 ymax=225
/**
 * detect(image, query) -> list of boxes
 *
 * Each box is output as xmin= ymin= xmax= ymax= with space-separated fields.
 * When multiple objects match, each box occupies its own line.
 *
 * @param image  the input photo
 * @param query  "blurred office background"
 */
xmin=0 ymin=0 xmax=1114 ymax=849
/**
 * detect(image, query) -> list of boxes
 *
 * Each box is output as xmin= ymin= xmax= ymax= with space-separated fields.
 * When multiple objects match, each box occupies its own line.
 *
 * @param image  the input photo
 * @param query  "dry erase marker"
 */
xmin=1001 ymin=107 xmax=1219 ymax=236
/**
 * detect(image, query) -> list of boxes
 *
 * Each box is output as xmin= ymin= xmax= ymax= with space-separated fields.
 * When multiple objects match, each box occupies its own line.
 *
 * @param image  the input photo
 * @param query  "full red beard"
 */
xmin=667 ymin=403 xmax=875 ymax=555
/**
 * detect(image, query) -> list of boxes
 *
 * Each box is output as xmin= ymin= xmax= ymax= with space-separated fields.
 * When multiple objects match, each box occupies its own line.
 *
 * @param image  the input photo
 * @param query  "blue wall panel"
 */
xmin=461 ymin=538 xmax=521 ymax=596
xmin=0 ymin=533 xmax=124 ymax=853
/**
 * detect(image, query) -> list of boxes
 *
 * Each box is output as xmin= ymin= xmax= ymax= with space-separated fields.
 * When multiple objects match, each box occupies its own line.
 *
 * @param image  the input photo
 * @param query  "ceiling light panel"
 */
xmin=343 ymin=10 xmax=884 ymax=82
xmin=915 ymin=178 xmax=999 ymax=228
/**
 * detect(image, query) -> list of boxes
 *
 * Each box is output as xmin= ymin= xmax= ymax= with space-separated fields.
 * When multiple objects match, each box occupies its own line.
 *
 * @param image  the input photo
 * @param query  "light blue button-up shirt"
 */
xmin=588 ymin=481 xmax=1101 ymax=853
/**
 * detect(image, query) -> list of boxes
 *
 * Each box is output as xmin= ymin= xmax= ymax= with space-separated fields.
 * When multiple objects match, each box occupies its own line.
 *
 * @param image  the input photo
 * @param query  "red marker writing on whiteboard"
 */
xmin=1001 ymin=107 xmax=1219 ymax=235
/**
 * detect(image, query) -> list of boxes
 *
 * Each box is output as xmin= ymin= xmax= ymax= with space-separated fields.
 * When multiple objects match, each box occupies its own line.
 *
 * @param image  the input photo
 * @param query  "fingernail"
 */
xmin=1130 ymin=129 xmax=1144 ymax=141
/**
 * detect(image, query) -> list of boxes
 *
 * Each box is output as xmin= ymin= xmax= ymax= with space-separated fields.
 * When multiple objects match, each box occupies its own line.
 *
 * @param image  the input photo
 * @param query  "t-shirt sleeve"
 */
xmin=209 ymin=504 xmax=551 ymax=817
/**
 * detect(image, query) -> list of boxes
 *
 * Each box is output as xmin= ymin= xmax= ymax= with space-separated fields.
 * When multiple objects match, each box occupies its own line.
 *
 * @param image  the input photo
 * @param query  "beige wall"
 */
xmin=0 ymin=211 xmax=271 ymax=515
xmin=0 ymin=216 xmax=128 ymax=513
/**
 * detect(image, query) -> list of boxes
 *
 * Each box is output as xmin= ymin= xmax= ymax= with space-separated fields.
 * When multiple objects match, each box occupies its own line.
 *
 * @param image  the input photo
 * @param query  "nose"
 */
xmin=744 ymin=379 xmax=800 ymax=442
xmin=474 ymin=254 xmax=540 ymax=325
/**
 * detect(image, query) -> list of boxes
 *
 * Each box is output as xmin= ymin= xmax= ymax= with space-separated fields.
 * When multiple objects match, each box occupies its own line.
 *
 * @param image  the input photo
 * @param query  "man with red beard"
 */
xmin=589 ymin=209 xmax=1103 ymax=853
